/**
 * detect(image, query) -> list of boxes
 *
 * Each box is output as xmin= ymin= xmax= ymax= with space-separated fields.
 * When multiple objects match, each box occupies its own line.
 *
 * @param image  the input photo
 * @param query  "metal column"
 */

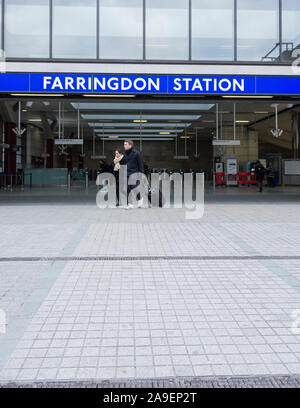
xmin=68 ymin=172 xmax=71 ymax=192
xmin=85 ymin=171 xmax=89 ymax=194
xmin=292 ymin=111 xmax=300 ymax=159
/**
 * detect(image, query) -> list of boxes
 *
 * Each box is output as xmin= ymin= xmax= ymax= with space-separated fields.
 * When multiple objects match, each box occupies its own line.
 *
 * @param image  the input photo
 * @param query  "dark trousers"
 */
xmin=115 ymin=171 xmax=126 ymax=205
xmin=267 ymin=176 xmax=275 ymax=187
xmin=127 ymin=179 xmax=141 ymax=204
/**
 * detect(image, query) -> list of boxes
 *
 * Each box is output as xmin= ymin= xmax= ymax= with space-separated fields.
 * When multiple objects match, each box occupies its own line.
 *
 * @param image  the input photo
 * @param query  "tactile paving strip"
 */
xmin=1 ymin=255 xmax=300 ymax=262
xmin=1 ymin=375 xmax=300 ymax=388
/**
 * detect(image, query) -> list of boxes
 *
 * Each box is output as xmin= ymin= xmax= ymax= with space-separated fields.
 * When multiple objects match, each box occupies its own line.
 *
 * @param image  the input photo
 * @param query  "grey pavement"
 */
xmin=0 ymin=185 xmax=300 ymax=385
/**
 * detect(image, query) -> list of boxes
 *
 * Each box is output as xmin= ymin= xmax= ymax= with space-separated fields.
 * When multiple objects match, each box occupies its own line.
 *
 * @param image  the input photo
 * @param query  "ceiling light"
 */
xmin=96 ymin=134 xmax=177 ymax=138
xmin=83 ymin=94 xmax=136 ymax=98
xmin=133 ymin=120 xmax=148 ymax=123
xmin=75 ymin=103 xmax=214 ymax=111
xmin=254 ymin=111 xmax=269 ymax=114
xmin=180 ymin=136 xmax=191 ymax=139
xmin=89 ymin=122 xmax=191 ymax=128
xmin=160 ymin=132 xmax=171 ymax=135
xmin=11 ymin=93 xmax=63 ymax=97
xmin=222 ymin=95 xmax=273 ymax=99
xmin=95 ymin=129 xmax=183 ymax=134
xmin=100 ymin=138 xmax=173 ymax=141
xmin=28 ymin=119 xmax=42 ymax=122
xmin=235 ymin=120 xmax=249 ymax=123
xmin=81 ymin=114 xmax=201 ymax=120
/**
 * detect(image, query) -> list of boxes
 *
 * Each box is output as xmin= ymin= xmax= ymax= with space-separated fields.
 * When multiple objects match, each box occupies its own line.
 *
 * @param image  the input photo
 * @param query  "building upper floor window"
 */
xmin=99 ymin=0 xmax=143 ymax=60
xmin=0 ymin=0 xmax=298 ymax=64
xmin=237 ymin=0 xmax=279 ymax=62
xmin=146 ymin=0 xmax=189 ymax=60
xmin=192 ymin=0 xmax=234 ymax=61
xmin=52 ymin=0 xmax=97 ymax=59
xmin=282 ymin=0 xmax=300 ymax=63
xmin=5 ymin=0 xmax=49 ymax=58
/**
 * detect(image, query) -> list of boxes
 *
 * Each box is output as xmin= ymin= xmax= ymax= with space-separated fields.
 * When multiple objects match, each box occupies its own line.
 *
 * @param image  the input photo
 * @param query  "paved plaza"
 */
xmin=0 ymin=185 xmax=300 ymax=385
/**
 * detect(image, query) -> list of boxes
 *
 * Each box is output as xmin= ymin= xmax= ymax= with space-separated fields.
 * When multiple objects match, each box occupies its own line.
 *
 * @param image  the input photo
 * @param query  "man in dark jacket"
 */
xmin=252 ymin=160 xmax=267 ymax=192
xmin=124 ymin=140 xmax=145 ymax=208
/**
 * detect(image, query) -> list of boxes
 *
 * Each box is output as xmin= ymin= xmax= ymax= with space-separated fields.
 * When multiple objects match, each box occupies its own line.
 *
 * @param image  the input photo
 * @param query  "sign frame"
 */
xmin=55 ymin=139 xmax=83 ymax=145
xmin=213 ymin=140 xmax=241 ymax=146
xmin=2 ymin=73 xmax=300 ymax=95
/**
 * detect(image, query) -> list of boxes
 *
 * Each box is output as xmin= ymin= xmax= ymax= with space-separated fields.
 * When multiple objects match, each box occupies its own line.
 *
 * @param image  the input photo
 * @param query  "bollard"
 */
xmin=85 ymin=172 xmax=89 ymax=193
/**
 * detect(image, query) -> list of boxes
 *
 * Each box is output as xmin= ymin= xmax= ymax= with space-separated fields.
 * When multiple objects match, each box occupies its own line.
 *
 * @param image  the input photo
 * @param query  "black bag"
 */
xmin=148 ymin=186 xmax=164 ymax=207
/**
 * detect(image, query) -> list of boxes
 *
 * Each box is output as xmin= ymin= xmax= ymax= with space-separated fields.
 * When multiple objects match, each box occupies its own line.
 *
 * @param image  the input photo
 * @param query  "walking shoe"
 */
xmin=124 ymin=204 xmax=134 ymax=210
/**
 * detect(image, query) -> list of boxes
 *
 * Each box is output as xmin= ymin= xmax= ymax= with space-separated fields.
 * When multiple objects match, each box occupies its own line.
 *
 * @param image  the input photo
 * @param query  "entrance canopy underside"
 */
xmin=2 ymin=95 xmax=298 ymax=142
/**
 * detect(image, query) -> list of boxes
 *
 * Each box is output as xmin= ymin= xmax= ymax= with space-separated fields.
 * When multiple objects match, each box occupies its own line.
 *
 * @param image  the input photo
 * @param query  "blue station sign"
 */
xmin=0 ymin=73 xmax=300 ymax=95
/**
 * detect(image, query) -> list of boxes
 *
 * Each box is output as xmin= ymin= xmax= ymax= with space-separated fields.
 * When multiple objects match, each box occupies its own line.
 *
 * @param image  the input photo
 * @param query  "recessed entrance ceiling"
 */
xmin=7 ymin=96 xmax=300 ymax=143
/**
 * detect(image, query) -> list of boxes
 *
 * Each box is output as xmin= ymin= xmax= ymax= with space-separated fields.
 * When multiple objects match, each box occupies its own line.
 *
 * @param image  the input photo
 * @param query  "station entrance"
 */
xmin=1 ymin=94 xmax=300 ymax=194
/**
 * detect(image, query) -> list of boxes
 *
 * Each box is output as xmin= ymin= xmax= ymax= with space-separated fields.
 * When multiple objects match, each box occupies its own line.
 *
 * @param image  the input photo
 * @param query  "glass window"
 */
xmin=146 ymin=0 xmax=189 ymax=60
xmin=237 ymin=0 xmax=279 ymax=62
xmin=53 ymin=0 xmax=96 ymax=59
xmin=99 ymin=0 xmax=143 ymax=59
xmin=5 ymin=0 xmax=49 ymax=58
xmin=282 ymin=0 xmax=300 ymax=62
xmin=0 ymin=0 xmax=2 ymax=52
xmin=192 ymin=0 xmax=234 ymax=61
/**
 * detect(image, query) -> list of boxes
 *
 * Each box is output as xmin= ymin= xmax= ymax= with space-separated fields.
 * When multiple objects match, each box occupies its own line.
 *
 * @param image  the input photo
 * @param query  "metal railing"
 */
xmin=68 ymin=170 xmax=89 ymax=193
xmin=0 ymin=173 xmax=32 ymax=192
xmin=261 ymin=42 xmax=294 ymax=62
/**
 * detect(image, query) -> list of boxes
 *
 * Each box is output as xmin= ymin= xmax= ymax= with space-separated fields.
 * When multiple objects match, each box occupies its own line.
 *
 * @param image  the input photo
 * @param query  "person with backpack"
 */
xmin=252 ymin=160 xmax=267 ymax=193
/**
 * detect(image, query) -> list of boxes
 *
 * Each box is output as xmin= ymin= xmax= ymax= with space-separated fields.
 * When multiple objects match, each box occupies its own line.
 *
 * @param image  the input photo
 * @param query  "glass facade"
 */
xmin=237 ymin=0 xmax=279 ymax=61
xmin=4 ymin=0 xmax=49 ymax=58
xmin=53 ymin=0 xmax=96 ymax=59
xmin=99 ymin=0 xmax=143 ymax=59
xmin=192 ymin=0 xmax=234 ymax=61
xmin=282 ymin=0 xmax=300 ymax=62
xmin=0 ymin=1 xmax=2 ymax=52
xmin=0 ymin=0 xmax=297 ymax=63
xmin=146 ymin=0 xmax=189 ymax=60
